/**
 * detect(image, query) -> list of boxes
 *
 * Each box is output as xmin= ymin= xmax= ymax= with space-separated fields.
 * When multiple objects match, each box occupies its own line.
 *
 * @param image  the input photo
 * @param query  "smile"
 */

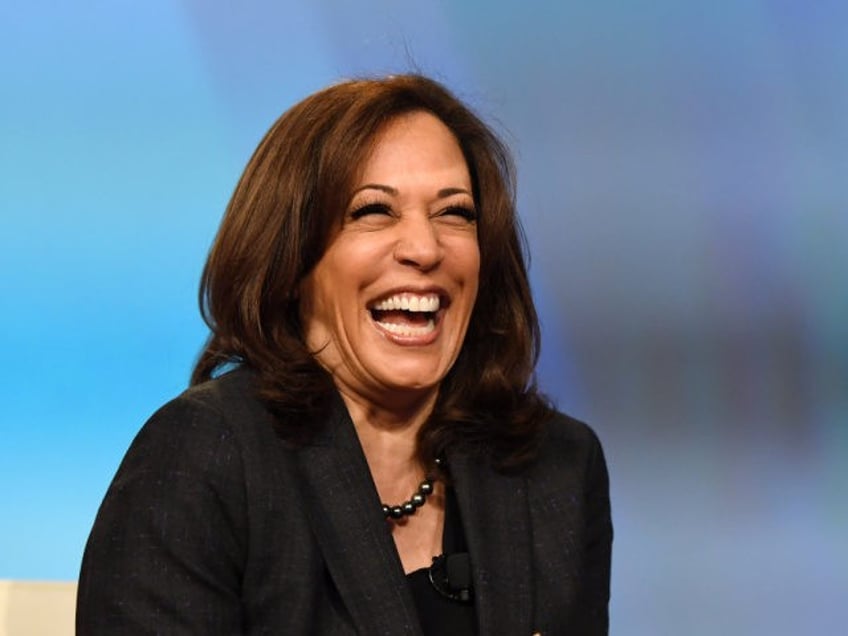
xmin=368 ymin=292 xmax=443 ymax=339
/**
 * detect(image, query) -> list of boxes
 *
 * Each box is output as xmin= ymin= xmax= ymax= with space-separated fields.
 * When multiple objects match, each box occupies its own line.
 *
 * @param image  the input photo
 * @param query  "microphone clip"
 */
xmin=428 ymin=553 xmax=473 ymax=603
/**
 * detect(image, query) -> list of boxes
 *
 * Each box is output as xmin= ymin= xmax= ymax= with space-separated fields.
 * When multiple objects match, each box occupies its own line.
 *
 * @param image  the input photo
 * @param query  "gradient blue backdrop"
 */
xmin=2 ymin=2 xmax=846 ymax=633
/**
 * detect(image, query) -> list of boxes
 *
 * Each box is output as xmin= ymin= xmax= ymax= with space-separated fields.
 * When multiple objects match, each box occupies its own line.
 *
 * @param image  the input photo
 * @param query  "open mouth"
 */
xmin=368 ymin=292 xmax=444 ymax=338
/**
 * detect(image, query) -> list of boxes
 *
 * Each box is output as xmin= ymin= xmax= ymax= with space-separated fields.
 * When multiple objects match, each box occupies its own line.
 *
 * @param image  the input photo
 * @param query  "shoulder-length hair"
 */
xmin=192 ymin=74 xmax=551 ymax=469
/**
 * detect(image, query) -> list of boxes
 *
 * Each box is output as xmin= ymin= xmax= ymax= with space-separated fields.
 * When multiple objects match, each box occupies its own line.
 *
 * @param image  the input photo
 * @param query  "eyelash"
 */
xmin=349 ymin=203 xmax=391 ymax=220
xmin=349 ymin=203 xmax=478 ymax=222
xmin=443 ymin=206 xmax=478 ymax=222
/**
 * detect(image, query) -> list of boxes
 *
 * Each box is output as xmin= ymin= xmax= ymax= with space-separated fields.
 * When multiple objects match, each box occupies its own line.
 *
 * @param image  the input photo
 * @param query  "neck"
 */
xmin=338 ymin=383 xmax=437 ymax=438
xmin=337 ymin=386 xmax=437 ymax=502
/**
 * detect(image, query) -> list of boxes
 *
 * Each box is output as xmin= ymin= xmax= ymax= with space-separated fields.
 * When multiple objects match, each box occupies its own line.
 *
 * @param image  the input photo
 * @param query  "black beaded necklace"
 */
xmin=382 ymin=458 xmax=442 ymax=520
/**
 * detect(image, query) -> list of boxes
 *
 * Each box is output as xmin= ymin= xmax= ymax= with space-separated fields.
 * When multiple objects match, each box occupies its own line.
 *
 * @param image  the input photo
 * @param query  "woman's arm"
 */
xmin=76 ymin=396 xmax=247 ymax=634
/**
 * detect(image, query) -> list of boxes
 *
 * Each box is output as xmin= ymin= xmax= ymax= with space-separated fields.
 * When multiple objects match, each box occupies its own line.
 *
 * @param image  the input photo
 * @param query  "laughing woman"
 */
xmin=77 ymin=74 xmax=612 ymax=635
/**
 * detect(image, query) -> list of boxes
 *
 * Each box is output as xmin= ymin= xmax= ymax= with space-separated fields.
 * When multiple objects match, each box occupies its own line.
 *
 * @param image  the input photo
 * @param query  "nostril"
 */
xmin=393 ymin=229 xmax=444 ymax=269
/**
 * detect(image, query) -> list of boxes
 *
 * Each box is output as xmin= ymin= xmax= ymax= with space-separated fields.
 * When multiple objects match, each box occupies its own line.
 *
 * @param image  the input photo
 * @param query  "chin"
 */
xmin=376 ymin=363 xmax=445 ymax=393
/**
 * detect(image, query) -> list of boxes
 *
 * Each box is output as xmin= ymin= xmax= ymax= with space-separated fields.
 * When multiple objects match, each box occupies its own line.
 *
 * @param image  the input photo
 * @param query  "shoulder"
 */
xmin=95 ymin=368 xmax=281 ymax=553
xmin=138 ymin=367 xmax=269 ymax=440
xmin=537 ymin=410 xmax=605 ymax=464
xmin=116 ymin=367 xmax=276 ymax=482
xmin=523 ymin=410 xmax=609 ymax=495
xmin=159 ymin=365 xmax=265 ymax=423
xmin=541 ymin=410 xmax=602 ymax=447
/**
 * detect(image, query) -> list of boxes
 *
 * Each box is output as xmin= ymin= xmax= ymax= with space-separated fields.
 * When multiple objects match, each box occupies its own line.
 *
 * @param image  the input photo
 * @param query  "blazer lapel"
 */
xmin=295 ymin=398 xmax=423 ymax=636
xmin=449 ymin=450 xmax=534 ymax=636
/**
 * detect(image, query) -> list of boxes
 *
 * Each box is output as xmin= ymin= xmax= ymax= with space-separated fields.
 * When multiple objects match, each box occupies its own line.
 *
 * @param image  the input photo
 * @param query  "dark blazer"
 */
xmin=77 ymin=368 xmax=612 ymax=635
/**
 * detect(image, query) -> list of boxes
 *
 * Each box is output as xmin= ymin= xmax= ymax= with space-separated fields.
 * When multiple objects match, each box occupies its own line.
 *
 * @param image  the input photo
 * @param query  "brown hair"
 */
xmin=192 ymin=74 xmax=551 ymax=469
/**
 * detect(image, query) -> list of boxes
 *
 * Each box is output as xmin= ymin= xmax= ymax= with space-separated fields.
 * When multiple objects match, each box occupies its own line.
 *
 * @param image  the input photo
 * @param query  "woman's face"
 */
xmin=300 ymin=111 xmax=480 ymax=409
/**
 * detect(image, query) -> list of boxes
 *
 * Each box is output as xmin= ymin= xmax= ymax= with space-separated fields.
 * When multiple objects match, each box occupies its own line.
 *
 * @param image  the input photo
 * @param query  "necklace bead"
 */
xmin=381 ymin=461 xmax=441 ymax=520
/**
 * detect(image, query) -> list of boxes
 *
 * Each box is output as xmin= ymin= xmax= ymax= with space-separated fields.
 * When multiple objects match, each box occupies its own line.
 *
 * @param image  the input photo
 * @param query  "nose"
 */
xmin=393 ymin=214 xmax=444 ymax=271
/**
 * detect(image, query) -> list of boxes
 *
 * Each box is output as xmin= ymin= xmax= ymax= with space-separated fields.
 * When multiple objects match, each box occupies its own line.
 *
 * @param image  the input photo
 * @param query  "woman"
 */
xmin=77 ymin=74 xmax=612 ymax=635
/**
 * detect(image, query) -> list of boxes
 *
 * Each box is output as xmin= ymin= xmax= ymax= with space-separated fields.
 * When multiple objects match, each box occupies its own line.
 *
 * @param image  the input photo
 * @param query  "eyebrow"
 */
xmin=353 ymin=184 xmax=473 ymax=198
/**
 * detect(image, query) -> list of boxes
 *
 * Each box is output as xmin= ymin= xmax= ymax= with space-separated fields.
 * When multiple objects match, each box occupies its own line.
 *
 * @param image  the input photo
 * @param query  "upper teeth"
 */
xmin=372 ymin=294 xmax=440 ymax=312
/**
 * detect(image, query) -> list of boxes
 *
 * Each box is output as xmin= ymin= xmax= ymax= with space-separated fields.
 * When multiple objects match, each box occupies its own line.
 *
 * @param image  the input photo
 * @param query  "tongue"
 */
xmin=372 ymin=309 xmax=431 ymax=326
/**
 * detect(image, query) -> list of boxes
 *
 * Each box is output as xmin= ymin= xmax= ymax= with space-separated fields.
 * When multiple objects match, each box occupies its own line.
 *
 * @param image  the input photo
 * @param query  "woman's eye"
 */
xmin=441 ymin=206 xmax=478 ymax=222
xmin=350 ymin=203 xmax=392 ymax=220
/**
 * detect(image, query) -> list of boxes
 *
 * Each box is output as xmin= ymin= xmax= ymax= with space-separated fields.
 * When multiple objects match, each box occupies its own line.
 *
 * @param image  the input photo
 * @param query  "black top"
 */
xmin=406 ymin=487 xmax=477 ymax=635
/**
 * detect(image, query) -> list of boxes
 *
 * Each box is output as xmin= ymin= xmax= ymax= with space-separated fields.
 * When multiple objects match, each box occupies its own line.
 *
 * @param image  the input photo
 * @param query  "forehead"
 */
xmin=355 ymin=111 xmax=470 ymax=185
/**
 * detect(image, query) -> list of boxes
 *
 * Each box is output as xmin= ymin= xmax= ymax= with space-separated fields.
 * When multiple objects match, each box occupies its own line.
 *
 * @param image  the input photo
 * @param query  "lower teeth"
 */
xmin=376 ymin=319 xmax=435 ymax=337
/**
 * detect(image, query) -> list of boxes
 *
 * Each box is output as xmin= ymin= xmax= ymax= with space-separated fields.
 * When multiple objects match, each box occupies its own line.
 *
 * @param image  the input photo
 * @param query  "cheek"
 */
xmin=465 ymin=251 xmax=481 ymax=315
xmin=444 ymin=232 xmax=480 ymax=269
xmin=459 ymin=242 xmax=481 ymax=291
xmin=300 ymin=263 xmax=344 ymax=336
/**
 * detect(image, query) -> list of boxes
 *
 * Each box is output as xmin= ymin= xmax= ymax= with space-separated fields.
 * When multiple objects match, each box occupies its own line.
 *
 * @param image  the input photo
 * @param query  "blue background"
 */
xmin=2 ymin=2 xmax=846 ymax=633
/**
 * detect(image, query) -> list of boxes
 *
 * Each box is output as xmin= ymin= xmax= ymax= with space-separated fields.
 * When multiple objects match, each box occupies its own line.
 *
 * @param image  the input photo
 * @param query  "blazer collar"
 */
xmin=448 ymin=449 xmax=534 ymax=636
xmin=294 ymin=395 xmax=423 ymax=636
xmin=295 ymin=394 xmax=534 ymax=635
